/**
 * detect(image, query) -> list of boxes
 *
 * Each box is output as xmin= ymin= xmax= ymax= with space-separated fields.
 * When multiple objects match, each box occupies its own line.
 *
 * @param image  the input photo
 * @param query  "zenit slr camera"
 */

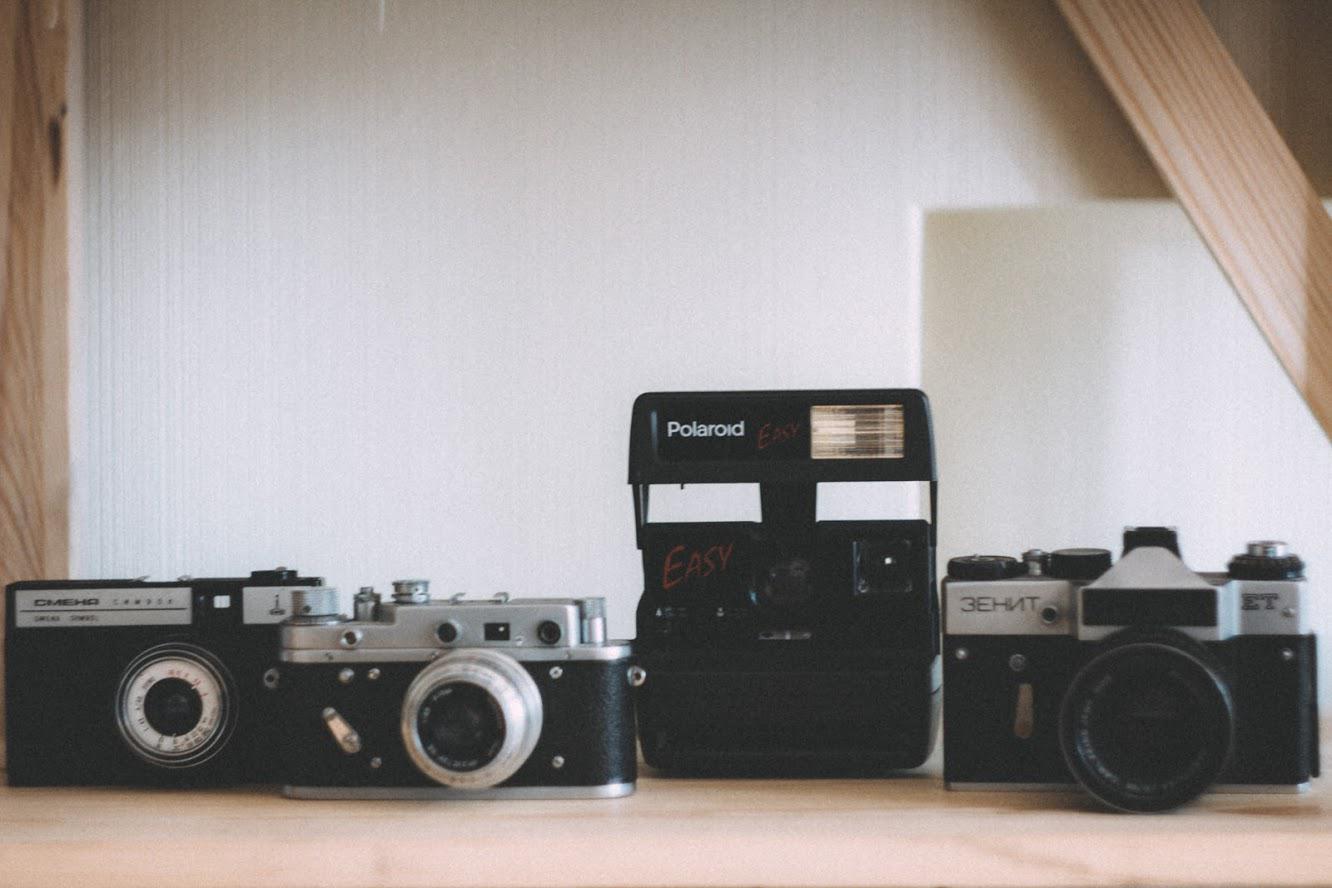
xmin=943 ymin=527 xmax=1319 ymax=812
xmin=270 ymin=581 xmax=637 ymax=799
xmin=630 ymin=389 xmax=940 ymax=774
xmin=5 ymin=568 xmax=323 ymax=786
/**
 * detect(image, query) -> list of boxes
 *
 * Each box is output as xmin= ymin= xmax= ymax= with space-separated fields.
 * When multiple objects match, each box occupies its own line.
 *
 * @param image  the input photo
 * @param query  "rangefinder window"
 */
xmin=810 ymin=404 xmax=904 ymax=460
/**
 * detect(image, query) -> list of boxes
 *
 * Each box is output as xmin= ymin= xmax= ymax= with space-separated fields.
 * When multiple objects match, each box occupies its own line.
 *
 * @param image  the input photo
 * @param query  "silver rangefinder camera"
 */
xmin=267 ymin=580 xmax=639 ymax=799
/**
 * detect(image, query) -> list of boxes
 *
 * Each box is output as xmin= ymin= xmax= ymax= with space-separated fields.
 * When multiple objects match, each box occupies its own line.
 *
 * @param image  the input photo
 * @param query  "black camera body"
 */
xmin=631 ymin=389 xmax=940 ymax=774
xmin=5 ymin=568 xmax=322 ymax=786
xmin=271 ymin=583 xmax=636 ymax=799
xmin=943 ymin=529 xmax=1319 ymax=812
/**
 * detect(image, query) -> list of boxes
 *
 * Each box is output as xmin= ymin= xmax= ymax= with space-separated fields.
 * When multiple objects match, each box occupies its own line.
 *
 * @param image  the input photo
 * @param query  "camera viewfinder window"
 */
xmin=810 ymin=405 xmax=904 ymax=460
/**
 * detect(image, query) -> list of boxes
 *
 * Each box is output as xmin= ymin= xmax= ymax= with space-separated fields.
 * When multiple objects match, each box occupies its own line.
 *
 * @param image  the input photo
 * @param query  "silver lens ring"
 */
xmin=401 ymin=649 xmax=543 ymax=789
xmin=115 ymin=643 xmax=237 ymax=768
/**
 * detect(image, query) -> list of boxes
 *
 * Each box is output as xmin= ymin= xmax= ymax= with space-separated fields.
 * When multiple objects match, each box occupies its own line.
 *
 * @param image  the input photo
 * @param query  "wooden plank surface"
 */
xmin=0 ymin=0 xmax=70 ymax=767
xmin=1 ymin=729 xmax=1330 ymax=888
xmin=1057 ymin=0 xmax=1332 ymax=442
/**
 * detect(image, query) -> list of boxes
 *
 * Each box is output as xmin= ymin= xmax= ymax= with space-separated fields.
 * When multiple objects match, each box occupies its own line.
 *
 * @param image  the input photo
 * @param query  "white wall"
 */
xmin=76 ymin=1 xmax=1329 ymax=650
xmin=922 ymin=202 xmax=1332 ymax=701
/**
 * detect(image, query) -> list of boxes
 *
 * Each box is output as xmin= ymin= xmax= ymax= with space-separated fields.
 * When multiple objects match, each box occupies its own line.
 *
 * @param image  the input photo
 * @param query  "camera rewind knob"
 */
xmin=1047 ymin=548 xmax=1113 ymax=581
xmin=392 ymin=579 xmax=431 ymax=604
xmin=947 ymin=555 xmax=1026 ymax=581
xmin=1228 ymin=541 xmax=1305 ymax=580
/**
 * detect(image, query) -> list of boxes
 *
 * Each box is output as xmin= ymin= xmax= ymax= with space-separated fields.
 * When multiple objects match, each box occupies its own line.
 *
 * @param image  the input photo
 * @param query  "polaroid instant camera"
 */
xmin=629 ymin=389 xmax=940 ymax=774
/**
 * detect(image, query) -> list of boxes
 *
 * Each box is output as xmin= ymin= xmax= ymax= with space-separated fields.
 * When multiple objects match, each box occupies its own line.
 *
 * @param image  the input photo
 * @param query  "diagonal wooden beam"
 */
xmin=1058 ymin=0 xmax=1332 ymax=442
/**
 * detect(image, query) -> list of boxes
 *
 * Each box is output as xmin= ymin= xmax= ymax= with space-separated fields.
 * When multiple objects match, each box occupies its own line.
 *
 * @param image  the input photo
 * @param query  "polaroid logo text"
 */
xmin=665 ymin=420 xmax=745 ymax=438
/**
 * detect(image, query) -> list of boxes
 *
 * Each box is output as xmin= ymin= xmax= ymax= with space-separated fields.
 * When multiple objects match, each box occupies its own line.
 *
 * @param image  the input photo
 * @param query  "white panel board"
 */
xmin=923 ymin=201 xmax=1332 ymax=702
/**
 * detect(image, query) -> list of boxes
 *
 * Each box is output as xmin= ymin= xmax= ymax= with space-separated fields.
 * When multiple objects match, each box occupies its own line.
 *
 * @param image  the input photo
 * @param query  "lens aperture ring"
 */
xmin=115 ymin=643 xmax=237 ymax=769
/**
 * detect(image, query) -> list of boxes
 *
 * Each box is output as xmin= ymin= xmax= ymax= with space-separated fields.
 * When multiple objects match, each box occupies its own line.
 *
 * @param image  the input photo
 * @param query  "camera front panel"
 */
xmin=1218 ymin=634 xmax=1319 ymax=786
xmin=942 ymin=635 xmax=1080 ymax=785
xmin=5 ymin=575 xmax=317 ymax=786
xmin=637 ymin=518 xmax=935 ymax=652
xmin=271 ymin=655 xmax=636 ymax=792
xmin=942 ymin=633 xmax=1319 ymax=789
xmin=636 ymin=646 xmax=939 ymax=774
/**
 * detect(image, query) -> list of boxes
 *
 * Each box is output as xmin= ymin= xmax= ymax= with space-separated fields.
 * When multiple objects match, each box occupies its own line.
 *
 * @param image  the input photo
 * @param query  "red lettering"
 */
xmin=686 ymin=550 xmax=703 ymax=580
xmin=662 ymin=544 xmax=688 ymax=590
xmin=757 ymin=421 xmax=800 ymax=450
xmin=660 ymin=541 xmax=738 ymax=591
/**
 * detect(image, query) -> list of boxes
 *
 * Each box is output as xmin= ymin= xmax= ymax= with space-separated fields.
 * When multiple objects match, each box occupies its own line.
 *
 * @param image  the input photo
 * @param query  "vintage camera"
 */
xmin=943 ymin=528 xmax=1320 ymax=811
xmin=5 ymin=568 xmax=323 ymax=785
xmin=270 ymin=581 xmax=638 ymax=799
xmin=630 ymin=389 xmax=940 ymax=774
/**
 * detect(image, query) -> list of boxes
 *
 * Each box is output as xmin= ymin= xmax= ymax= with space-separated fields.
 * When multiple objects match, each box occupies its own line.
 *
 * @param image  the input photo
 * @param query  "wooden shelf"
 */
xmin=3 ymin=727 xmax=1330 ymax=888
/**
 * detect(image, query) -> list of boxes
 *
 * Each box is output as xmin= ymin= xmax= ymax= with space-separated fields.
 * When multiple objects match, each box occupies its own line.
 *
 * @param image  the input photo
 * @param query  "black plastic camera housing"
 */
xmin=5 ymin=569 xmax=321 ymax=786
xmin=630 ymin=389 xmax=940 ymax=775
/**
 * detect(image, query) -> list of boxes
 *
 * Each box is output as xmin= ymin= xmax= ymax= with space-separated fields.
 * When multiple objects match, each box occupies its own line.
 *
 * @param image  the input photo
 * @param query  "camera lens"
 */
xmin=142 ymin=677 xmax=204 ymax=737
xmin=417 ymin=683 xmax=506 ymax=772
xmin=1059 ymin=631 xmax=1233 ymax=812
xmin=756 ymin=556 xmax=816 ymax=611
xmin=401 ymin=649 xmax=543 ymax=789
xmin=116 ymin=644 xmax=236 ymax=768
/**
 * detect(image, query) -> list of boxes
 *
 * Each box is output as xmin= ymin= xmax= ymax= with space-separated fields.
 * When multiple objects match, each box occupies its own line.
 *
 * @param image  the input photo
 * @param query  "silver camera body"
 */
xmin=271 ymin=581 xmax=638 ymax=799
xmin=942 ymin=530 xmax=1319 ymax=812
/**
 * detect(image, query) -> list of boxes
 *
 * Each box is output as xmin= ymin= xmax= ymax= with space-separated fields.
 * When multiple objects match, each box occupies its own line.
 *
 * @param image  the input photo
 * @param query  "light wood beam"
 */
xmin=0 ymin=0 xmax=70 ymax=766
xmin=1058 ymin=0 xmax=1332 ymax=442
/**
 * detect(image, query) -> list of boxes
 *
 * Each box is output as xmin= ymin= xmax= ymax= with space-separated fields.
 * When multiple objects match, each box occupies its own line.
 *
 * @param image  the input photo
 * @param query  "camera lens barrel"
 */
xmin=400 ymin=649 xmax=543 ymax=789
xmin=1058 ymin=630 xmax=1234 ymax=812
xmin=115 ymin=644 xmax=237 ymax=769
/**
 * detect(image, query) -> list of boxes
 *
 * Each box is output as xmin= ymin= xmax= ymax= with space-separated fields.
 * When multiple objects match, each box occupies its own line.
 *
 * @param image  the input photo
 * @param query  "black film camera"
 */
xmin=270 ymin=582 xmax=637 ymax=799
xmin=942 ymin=528 xmax=1320 ymax=812
xmin=630 ymin=389 xmax=941 ymax=774
xmin=5 ymin=568 xmax=322 ymax=786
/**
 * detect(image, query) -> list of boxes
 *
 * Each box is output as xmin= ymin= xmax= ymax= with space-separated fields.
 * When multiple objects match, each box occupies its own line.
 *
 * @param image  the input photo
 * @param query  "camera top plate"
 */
xmin=629 ymin=389 xmax=937 ymax=546
xmin=629 ymin=389 xmax=935 ymax=485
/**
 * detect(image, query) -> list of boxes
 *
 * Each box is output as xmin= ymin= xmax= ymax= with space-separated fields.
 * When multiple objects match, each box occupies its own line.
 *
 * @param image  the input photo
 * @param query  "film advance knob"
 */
xmin=1047 ymin=548 xmax=1113 ymax=581
xmin=947 ymin=555 xmax=1027 ymax=581
xmin=1227 ymin=541 xmax=1305 ymax=580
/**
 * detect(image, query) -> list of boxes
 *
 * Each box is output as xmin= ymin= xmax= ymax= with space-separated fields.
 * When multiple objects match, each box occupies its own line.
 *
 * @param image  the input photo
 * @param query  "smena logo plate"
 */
xmin=13 ymin=588 xmax=192 ymax=628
